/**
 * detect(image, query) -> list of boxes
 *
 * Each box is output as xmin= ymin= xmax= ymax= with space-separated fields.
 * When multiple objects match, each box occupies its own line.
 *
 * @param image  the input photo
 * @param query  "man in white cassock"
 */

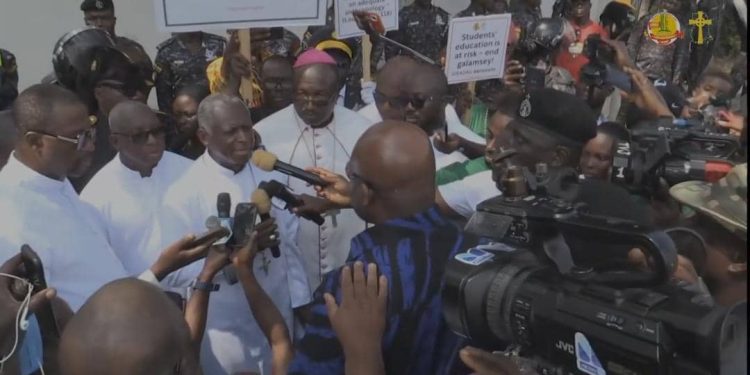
xmin=357 ymin=57 xmax=485 ymax=170
xmin=0 ymin=85 xmax=206 ymax=311
xmin=254 ymin=49 xmax=370 ymax=289
xmin=146 ymin=93 xmax=310 ymax=375
xmin=81 ymin=100 xmax=193 ymax=275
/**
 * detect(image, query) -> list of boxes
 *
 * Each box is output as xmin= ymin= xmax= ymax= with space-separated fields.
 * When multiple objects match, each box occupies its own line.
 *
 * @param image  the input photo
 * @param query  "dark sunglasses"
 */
xmin=112 ymin=126 xmax=166 ymax=145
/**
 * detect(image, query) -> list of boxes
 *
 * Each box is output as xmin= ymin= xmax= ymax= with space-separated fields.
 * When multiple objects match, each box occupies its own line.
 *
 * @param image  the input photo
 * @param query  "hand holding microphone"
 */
xmin=251 ymin=150 xmax=330 ymax=187
xmin=251 ymin=188 xmax=282 ymax=258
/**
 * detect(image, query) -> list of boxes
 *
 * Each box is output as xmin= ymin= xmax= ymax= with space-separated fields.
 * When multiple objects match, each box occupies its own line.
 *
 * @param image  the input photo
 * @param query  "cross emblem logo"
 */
xmin=689 ymin=11 xmax=713 ymax=45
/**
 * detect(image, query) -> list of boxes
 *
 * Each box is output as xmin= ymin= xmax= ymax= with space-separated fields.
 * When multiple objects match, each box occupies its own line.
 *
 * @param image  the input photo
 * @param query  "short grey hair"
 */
xmin=196 ymin=93 xmax=248 ymax=133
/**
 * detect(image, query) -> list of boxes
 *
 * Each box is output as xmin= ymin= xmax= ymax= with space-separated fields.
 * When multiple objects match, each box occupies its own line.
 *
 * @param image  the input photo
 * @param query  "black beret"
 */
xmin=516 ymin=88 xmax=597 ymax=145
xmin=81 ymin=0 xmax=114 ymax=12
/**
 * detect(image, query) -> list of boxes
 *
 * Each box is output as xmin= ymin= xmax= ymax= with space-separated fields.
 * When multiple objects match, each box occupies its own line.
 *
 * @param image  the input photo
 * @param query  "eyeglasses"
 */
xmin=112 ymin=126 xmax=166 ymax=145
xmin=373 ymin=90 xmax=410 ymax=109
xmin=263 ymin=78 xmax=292 ymax=90
xmin=25 ymin=128 xmax=95 ymax=151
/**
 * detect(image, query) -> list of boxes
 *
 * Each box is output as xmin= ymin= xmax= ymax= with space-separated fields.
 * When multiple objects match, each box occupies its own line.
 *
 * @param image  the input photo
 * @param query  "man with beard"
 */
xmin=81 ymin=101 xmax=193 ymax=276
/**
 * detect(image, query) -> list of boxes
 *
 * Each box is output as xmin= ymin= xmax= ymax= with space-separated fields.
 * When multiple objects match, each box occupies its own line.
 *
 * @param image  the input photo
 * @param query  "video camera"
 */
xmin=443 ymin=164 xmax=747 ymax=375
xmin=580 ymin=34 xmax=632 ymax=93
xmin=611 ymin=117 xmax=744 ymax=195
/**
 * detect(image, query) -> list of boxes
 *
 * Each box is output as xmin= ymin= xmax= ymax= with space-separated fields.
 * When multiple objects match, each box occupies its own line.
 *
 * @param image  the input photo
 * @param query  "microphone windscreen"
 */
xmin=251 ymin=150 xmax=278 ymax=172
xmin=205 ymin=215 xmax=221 ymax=230
xmin=251 ymin=189 xmax=273 ymax=215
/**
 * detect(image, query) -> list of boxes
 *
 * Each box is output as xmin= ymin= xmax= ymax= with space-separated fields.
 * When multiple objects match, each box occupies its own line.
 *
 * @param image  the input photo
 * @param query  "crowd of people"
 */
xmin=0 ymin=0 xmax=747 ymax=374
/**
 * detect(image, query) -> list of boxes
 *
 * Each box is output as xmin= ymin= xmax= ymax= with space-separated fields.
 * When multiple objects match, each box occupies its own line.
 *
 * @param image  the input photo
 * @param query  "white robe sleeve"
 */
xmin=445 ymin=104 xmax=486 ymax=144
xmin=271 ymin=202 xmax=312 ymax=308
xmin=438 ymin=170 xmax=499 ymax=219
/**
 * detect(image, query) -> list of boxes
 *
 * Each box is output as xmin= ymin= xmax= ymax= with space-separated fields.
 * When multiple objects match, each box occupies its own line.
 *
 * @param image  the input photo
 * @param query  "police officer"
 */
xmin=0 ymin=49 xmax=18 ymax=111
xmin=80 ymin=0 xmax=153 ymax=100
xmin=384 ymin=0 xmax=450 ymax=63
xmin=154 ymin=31 xmax=226 ymax=113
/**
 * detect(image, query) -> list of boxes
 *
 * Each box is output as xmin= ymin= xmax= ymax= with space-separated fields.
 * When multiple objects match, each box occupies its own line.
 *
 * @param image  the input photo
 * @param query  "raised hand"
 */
xmin=307 ymin=167 xmax=352 ymax=208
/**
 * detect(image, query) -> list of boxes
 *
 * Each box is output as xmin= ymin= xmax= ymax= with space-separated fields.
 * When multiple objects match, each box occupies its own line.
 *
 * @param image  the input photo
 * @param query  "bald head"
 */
xmin=109 ymin=100 xmax=158 ymax=133
xmin=350 ymin=121 xmax=435 ymax=224
xmin=410 ymin=63 xmax=448 ymax=97
xmin=12 ymin=84 xmax=84 ymax=133
xmin=59 ymin=279 xmax=191 ymax=375
xmin=376 ymin=56 xmax=419 ymax=92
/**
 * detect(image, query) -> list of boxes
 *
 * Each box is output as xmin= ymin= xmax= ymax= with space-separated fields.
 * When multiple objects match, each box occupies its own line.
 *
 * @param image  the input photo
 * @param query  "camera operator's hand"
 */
xmin=460 ymin=346 xmax=531 ymax=375
xmin=503 ymin=60 xmax=525 ymax=92
xmin=621 ymin=66 xmax=674 ymax=119
xmin=150 ymin=234 xmax=215 ymax=281
xmin=627 ymin=249 xmax=699 ymax=286
xmin=307 ymin=167 xmax=353 ymax=209
xmin=325 ymin=262 xmax=388 ymax=375
xmin=717 ymin=110 xmax=746 ymax=137
xmin=199 ymin=246 xmax=231 ymax=282
xmin=601 ymin=39 xmax=635 ymax=69
xmin=433 ymin=132 xmax=462 ymax=154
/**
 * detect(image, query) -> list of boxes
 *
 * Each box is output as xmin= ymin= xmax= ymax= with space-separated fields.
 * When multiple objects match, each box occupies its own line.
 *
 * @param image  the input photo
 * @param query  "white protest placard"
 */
xmin=444 ymin=14 xmax=512 ymax=84
xmin=154 ymin=0 xmax=327 ymax=32
xmin=334 ymin=0 xmax=399 ymax=39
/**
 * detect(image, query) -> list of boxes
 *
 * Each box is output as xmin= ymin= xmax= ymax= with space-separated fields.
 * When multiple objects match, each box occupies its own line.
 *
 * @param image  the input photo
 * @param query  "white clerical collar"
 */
xmin=3 ymin=153 xmax=69 ymax=193
xmin=199 ymin=150 xmax=250 ymax=177
xmin=114 ymin=153 xmax=163 ymax=181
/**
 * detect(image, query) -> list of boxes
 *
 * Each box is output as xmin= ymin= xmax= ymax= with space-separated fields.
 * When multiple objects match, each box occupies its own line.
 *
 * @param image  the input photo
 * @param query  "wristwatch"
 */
xmin=189 ymin=279 xmax=220 ymax=292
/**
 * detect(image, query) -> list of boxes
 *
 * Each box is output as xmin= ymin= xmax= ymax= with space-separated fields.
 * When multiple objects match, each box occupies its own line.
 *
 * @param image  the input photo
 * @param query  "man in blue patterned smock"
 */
xmin=384 ymin=0 xmax=450 ymax=63
xmin=154 ymin=32 xmax=226 ymax=113
xmin=289 ymin=121 xmax=471 ymax=375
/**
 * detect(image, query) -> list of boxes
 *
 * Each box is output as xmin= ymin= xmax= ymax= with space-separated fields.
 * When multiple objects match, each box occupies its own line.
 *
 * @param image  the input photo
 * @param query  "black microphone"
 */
xmin=216 ymin=193 xmax=238 ymax=284
xmin=250 ymin=187 xmax=281 ymax=258
xmin=251 ymin=150 xmax=330 ymax=187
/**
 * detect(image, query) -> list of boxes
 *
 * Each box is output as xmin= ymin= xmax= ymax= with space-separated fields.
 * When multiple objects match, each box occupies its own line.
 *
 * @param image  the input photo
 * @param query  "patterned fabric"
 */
xmin=384 ymin=3 xmax=450 ymax=63
xmin=670 ymin=163 xmax=747 ymax=239
xmin=205 ymin=57 xmax=263 ymax=109
xmin=289 ymin=206 xmax=471 ymax=375
xmin=154 ymin=32 xmax=226 ymax=112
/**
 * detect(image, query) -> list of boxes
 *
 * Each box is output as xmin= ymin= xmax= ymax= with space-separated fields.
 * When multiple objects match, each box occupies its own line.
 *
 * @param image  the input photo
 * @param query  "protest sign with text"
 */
xmin=335 ymin=0 xmax=399 ymax=39
xmin=444 ymin=14 xmax=511 ymax=84
xmin=154 ymin=0 xmax=327 ymax=32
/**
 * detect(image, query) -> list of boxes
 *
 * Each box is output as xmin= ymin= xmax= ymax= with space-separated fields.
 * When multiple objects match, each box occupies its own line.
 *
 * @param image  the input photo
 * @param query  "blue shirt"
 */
xmin=289 ymin=206 xmax=472 ymax=375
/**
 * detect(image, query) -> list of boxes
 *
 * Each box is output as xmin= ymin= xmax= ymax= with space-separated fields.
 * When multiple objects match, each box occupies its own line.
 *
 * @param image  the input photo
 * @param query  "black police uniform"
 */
xmin=154 ymin=33 xmax=226 ymax=112
xmin=384 ymin=3 xmax=450 ymax=63
xmin=0 ymin=49 xmax=18 ymax=111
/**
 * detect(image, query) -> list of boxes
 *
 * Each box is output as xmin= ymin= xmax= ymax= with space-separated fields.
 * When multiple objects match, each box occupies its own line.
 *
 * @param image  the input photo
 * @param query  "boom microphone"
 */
xmin=250 ymin=188 xmax=281 ymax=258
xmin=251 ymin=150 xmax=330 ymax=187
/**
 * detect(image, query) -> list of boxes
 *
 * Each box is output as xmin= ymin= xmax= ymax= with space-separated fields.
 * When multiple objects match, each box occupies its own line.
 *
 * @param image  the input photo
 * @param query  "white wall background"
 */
xmin=1 ymin=0 xmax=610 ymax=96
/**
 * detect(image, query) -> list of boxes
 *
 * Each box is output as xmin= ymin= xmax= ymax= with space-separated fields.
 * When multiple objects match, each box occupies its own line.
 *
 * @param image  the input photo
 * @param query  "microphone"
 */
xmin=250 ymin=188 xmax=281 ymax=258
xmin=257 ymin=180 xmax=325 ymax=225
xmin=251 ymin=150 xmax=330 ymax=187
xmin=216 ymin=193 xmax=238 ymax=284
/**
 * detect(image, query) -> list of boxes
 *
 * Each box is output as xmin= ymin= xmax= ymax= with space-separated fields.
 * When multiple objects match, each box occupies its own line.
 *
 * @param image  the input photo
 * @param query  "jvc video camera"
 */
xmin=580 ymin=34 xmax=632 ymax=93
xmin=443 ymin=165 xmax=747 ymax=375
xmin=611 ymin=118 xmax=744 ymax=195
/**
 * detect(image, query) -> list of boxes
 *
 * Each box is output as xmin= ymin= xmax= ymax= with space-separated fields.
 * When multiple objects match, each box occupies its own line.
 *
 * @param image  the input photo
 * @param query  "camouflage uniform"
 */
xmin=670 ymin=163 xmax=747 ymax=239
xmin=0 ymin=49 xmax=18 ymax=111
xmin=154 ymin=32 xmax=226 ymax=112
xmin=384 ymin=3 xmax=450 ymax=63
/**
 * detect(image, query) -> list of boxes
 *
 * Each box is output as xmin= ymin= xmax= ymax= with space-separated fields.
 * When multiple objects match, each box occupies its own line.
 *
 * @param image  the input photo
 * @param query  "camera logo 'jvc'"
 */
xmin=555 ymin=340 xmax=575 ymax=355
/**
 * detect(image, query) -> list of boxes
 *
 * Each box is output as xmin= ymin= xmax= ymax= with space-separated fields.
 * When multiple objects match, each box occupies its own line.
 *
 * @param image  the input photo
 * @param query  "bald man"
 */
xmin=81 ymin=101 xmax=193 ymax=275
xmin=290 ymin=121 xmax=471 ymax=375
xmin=254 ymin=50 xmax=371 ymax=289
xmin=59 ymin=278 xmax=199 ymax=375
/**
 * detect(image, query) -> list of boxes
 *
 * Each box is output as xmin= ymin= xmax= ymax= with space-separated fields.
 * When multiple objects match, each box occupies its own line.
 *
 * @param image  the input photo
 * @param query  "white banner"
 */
xmin=444 ymin=14 xmax=511 ymax=84
xmin=334 ymin=0 xmax=399 ymax=39
xmin=154 ymin=0 xmax=327 ymax=32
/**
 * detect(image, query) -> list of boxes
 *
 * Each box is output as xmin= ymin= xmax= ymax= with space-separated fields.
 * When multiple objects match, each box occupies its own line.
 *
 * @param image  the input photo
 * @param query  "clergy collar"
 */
xmin=115 ymin=153 xmax=159 ymax=180
xmin=3 ymin=153 xmax=69 ymax=193
xmin=200 ymin=150 xmax=250 ymax=177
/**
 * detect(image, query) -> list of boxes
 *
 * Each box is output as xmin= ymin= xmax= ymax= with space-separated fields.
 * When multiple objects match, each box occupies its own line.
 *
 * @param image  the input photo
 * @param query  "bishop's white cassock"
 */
xmin=0 ymin=155 xmax=128 ymax=311
xmin=81 ymin=151 xmax=193 ymax=275
xmin=144 ymin=151 xmax=310 ymax=375
xmin=358 ymin=102 xmax=485 ymax=170
xmin=254 ymin=104 xmax=370 ymax=288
